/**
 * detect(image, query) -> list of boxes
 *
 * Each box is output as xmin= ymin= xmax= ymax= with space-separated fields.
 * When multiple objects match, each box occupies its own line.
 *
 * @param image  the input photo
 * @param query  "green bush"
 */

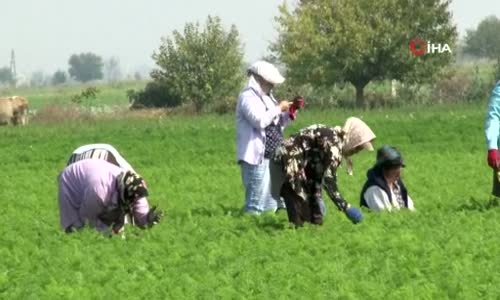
xmin=466 ymin=66 xmax=490 ymax=102
xmin=433 ymin=72 xmax=471 ymax=103
xmin=432 ymin=66 xmax=489 ymax=103
xmin=493 ymin=57 xmax=500 ymax=83
xmin=70 ymin=86 xmax=100 ymax=111
xmin=212 ymin=96 xmax=237 ymax=115
xmin=127 ymin=81 xmax=181 ymax=109
xmin=398 ymin=84 xmax=434 ymax=105
xmin=150 ymin=16 xmax=245 ymax=112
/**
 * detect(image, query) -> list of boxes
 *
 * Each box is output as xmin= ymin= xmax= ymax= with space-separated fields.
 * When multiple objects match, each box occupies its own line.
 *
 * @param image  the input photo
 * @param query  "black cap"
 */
xmin=375 ymin=145 xmax=405 ymax=168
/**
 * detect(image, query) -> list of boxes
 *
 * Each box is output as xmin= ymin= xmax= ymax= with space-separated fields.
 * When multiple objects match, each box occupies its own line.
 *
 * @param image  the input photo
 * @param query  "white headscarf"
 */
xmin=246 ymin=74 xmax=265 ymax=96
xmin=246 ymin=73 xmax=280 ymax=125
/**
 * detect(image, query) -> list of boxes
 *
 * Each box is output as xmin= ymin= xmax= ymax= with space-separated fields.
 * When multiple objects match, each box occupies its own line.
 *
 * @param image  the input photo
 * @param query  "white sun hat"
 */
xmin=247 ymin=61 xmax=285 ymax=85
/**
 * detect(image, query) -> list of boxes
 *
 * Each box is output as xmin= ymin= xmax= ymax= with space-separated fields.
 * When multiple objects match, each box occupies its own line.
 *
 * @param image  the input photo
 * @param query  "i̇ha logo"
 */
xmin=409 ymin=37 xmax=452 ymax=56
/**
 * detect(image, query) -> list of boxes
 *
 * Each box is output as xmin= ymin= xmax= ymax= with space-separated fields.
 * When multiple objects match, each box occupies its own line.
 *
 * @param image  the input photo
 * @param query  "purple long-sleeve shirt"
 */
xmin=58 ymin=159 xmax=150 ymax=232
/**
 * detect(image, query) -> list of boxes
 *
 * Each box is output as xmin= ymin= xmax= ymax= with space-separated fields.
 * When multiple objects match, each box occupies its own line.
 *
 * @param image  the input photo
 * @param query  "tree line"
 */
xmin=0 ymin=54 xmax=123 ymax=87
xmin=1 ymin=0 xmax=499 ymax=110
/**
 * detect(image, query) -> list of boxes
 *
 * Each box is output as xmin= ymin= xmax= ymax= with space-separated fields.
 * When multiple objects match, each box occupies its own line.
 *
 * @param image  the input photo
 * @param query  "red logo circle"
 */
xmin=409 ymin=38 xmax=426 ymax=56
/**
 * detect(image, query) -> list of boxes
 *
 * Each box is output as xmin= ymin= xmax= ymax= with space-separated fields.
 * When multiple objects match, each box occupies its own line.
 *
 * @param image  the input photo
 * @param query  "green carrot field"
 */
xmin=1 ymin=93 xmax=499 ymax=298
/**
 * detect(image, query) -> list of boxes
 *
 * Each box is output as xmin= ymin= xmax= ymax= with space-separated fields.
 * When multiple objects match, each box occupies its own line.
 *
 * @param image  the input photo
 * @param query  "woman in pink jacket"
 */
xmin=58 ymin=159 xmax=163 ymax=234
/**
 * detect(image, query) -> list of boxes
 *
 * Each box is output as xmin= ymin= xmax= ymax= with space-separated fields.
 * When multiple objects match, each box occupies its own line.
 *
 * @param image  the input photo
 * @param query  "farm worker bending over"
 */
xmin=360 ymin=145 xmax=415 ymax=212
xmin=236 ymin=60 xmax=304 ymax=215
xmin=58 ymin=159 xmax=163 ymax=234
xmin=67 ymin=143 xmax=136 ymax=173
xmin=66 ymin=144 xmax=150 ymax=228
xmin=270 ymin=117 xmax=374 ymax=226
xmin=485 ymin=81 xmax=500 ymax=197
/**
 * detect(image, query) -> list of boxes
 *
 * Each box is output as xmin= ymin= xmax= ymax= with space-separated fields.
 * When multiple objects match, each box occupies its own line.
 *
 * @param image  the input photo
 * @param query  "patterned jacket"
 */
xmin=274 ymin=124 xmax=349 ymax=211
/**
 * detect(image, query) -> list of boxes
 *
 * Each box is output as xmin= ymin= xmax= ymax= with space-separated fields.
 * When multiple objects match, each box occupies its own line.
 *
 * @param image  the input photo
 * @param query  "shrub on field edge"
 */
xmin=433 ymin=66 xmax=489 ymax=103
xmin=465 ymin=66 xmax=490 ymax=101
xmin=493 ymin=57 xmax=500 ymax=83
xmin=32 ymin=103 xmax=94 ymax=123
xmin=365 ymin=91 xmax=401 ymax=109
xmin=127 ymin=81 xmax=181 ymax=109
xmin=398 ymin=84 xmax=434 ymax=105
xmin=434 ymin=72 xmax=471 ymax=103
xmin=212 ymin=97 xmax=237 ymax=115
xmin=70 ymin=86 xmax=100 ymax=105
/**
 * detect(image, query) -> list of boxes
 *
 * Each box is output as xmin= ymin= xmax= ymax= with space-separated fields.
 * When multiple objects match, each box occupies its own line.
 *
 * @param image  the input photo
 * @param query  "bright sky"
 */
xmin=0 ymin=0 xmax=498 ymax=77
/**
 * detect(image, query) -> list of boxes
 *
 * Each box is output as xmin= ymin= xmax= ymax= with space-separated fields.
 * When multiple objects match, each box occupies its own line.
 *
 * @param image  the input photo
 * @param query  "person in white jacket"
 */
xmin=236 ymin=61 xmax=304 ymax=214
xmin=360 ymin=145 xmax=415 ymax=212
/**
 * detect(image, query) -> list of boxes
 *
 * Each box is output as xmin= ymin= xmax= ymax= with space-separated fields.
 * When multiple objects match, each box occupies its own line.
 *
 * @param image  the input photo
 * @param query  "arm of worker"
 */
xmin=131 ymin=197 xmax=164 ymax=228
xmin=322 ymin=166 xmax=350 ymax=212
xmin=238 ymin=92 xmax=283 ymax=130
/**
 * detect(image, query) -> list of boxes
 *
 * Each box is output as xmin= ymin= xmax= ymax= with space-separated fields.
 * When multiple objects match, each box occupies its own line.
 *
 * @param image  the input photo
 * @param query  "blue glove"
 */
xmin=345 ymin=207 xmax=363 ymax=224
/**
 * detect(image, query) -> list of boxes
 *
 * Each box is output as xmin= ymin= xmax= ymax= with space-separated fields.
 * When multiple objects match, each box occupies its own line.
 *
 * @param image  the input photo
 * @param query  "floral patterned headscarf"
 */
xmin=117 ymin=171 xmax=148 ymax=207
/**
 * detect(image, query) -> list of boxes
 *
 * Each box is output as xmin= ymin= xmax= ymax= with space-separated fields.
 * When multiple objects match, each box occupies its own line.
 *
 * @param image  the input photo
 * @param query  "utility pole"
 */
xmin=10 ymin=49 xmax=16 ymax=87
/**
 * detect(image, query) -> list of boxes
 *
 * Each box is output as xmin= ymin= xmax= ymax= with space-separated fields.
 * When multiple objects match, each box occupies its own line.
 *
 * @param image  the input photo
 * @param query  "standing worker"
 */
xmin=485 ymin=80 xmax=500 ymax=196
xmin=236 ymin=60 xmax=304 ymax=215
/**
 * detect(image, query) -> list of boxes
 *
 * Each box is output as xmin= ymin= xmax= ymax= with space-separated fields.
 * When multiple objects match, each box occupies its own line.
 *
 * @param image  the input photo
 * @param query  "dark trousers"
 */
xmin=492 ymin=170 xmax=500 ymax=197
xmin=281 ymin=182 xmax=324 ymax=226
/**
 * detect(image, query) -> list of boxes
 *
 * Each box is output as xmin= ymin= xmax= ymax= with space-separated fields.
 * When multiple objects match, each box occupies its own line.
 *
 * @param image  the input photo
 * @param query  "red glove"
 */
xmin=488 ymin=149 xmax=499 ymax=169
xmin=289 ymin=96 xmax=305 ymax=120
xmin=293 ymin=96 xmax=305 ymax=108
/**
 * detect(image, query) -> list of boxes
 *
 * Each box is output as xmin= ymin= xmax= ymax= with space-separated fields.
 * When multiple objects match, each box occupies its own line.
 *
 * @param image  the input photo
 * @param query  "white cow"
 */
xmin=0 ymin=96 xmax=29 ymax=126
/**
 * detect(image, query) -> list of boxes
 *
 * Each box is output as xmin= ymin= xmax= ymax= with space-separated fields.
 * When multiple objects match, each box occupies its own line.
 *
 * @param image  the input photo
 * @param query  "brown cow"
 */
xmin=0 ymin=96 xmax=29 ymax=126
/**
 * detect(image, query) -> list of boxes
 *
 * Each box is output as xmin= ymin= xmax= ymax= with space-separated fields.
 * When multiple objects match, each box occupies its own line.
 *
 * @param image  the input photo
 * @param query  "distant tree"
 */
xmin=52 ymin=70 xmax=67 ymax=85
xmin=134 ymin=72 xmax=142 ymax=81
xmin=30 ymin=71 xmax=48 ymax=87
xmin=68 ymin=52 xmax=104 ymax=82
xmin=104 ymin=56 xmax=122 ymax=82
xmin=273 ymin=0 xmax=457 ymax=107
xmin=0 ymin=67 xmax=13 ymax=84
xmin=464 ymin=16 xmax=500 ymax=59
xmin=151 ymin=15 xmax=245 ymax=112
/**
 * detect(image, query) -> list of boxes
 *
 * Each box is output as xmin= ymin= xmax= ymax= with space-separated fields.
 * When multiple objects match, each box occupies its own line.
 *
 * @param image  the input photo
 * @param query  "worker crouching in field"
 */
xmin=485 ymin=81 xmax=500 ymax=197
xmin=270 ymin=117 xmax=375 ymax=226
xmin=58 ymin=159 xmax=163 ymax=234
xmin=360 ymin=145 xmax=415 ymax=212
